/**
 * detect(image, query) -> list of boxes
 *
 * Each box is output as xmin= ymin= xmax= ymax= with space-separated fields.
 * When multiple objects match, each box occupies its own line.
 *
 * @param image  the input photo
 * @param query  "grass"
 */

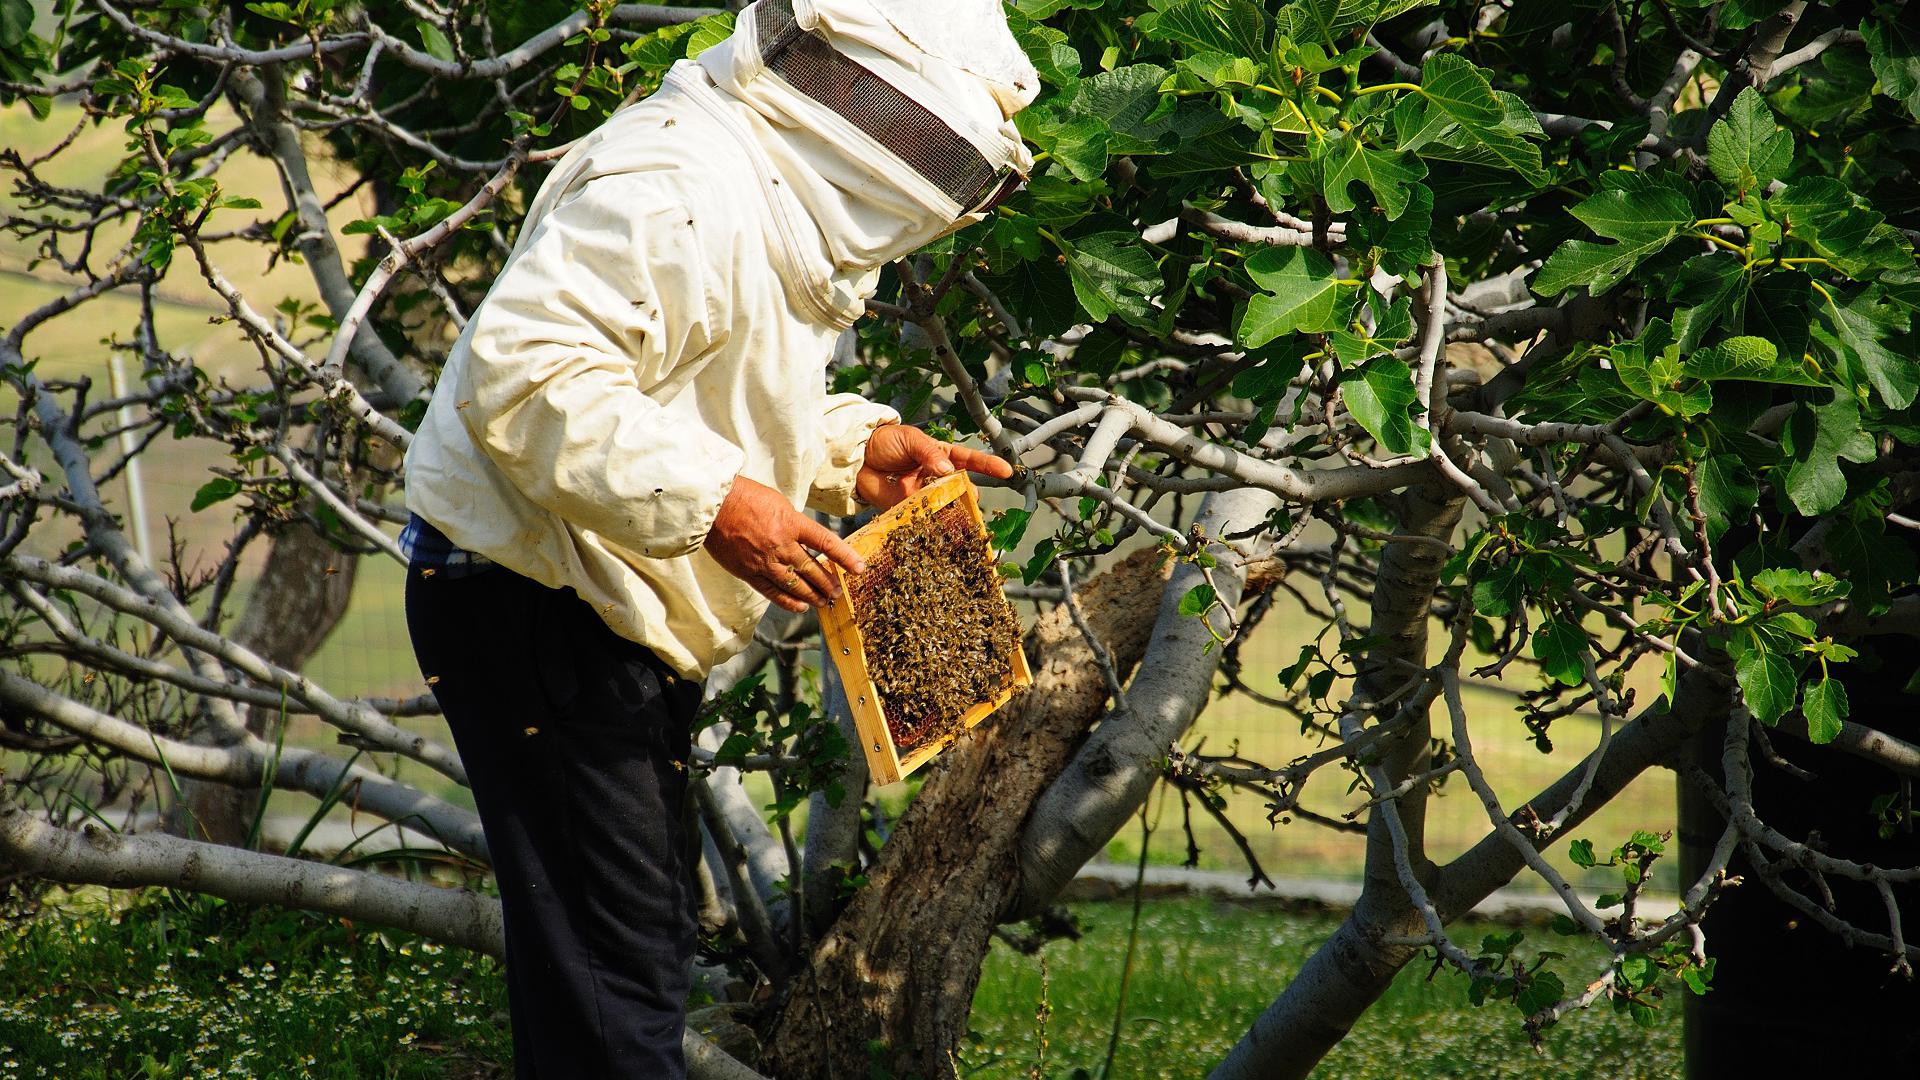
xmin=0 ymin=889 xmax=1680 ymax=1080
xmin=0 ymin=889 xmax=512 ymax=1080
xmin=968 ymin=896 xmax=1681 ymax=1080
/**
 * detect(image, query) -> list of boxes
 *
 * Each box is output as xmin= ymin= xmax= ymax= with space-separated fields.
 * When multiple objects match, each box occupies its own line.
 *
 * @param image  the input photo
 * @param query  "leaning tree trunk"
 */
xmin=167 ymin=519 xmax=359 ymax=845
xmin=759 ymin=548 xmax=1171 ymax=1078
xmin=1211 ymin=480 xmax=1463 ymax=1080
xmin=1679 ymin=640 xmax=1920 ymax=1074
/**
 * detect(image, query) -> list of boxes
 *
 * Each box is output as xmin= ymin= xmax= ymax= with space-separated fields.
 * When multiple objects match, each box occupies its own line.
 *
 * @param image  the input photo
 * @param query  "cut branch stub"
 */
xmin=818 ymin=472 xmax=1031 ymax=785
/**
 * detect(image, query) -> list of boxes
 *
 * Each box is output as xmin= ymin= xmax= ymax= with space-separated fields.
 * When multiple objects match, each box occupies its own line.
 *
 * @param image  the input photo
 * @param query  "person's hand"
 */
xmin=855 ymin=424 xmax=1015 ymax=510
xmin=705 ymin=476 xmax=866 ymax=612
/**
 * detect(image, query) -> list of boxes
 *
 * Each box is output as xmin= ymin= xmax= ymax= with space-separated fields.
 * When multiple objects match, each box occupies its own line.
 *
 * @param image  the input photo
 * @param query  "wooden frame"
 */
xmin=817 ymin=472 xmax=1033 ymax=787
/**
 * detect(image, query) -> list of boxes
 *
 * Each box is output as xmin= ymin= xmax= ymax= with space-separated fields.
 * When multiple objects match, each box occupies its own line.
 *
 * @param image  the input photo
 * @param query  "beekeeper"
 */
xmin=399 ymin=1 xmax=1036 ymax=1076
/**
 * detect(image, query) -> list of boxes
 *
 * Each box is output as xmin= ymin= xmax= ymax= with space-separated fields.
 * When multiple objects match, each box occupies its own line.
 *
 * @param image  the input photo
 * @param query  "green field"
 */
xmin=0 ymin=889 xmax=1680 ymax=1080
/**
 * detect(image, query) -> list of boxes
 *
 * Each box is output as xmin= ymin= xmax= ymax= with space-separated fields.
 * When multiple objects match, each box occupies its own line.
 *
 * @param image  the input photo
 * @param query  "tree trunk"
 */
xmin=1212 ymin=482 xmax=1467 ymax=1080
xmin=168 ymin=521 xmax=358 ymax=845
xmin=798 ymin=663 xmax=867 ymax=936
xmin=1010 ymin=486 xmax=1283 ymax=917
xmin=1212 ymin=666 xmax=1717 ymax=1080
xmin=759 ymin=548 xmax=1172 ymax=1079
xmin=1680 ymin=644 xmax=1920 ymax=1074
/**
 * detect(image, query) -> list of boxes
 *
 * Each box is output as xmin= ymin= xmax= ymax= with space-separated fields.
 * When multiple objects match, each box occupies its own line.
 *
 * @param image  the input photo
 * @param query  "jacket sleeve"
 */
xmin=460 ymin=177 xmax=746 ymax=560
xmin=806 ymin=393 xmax=899 ymax=516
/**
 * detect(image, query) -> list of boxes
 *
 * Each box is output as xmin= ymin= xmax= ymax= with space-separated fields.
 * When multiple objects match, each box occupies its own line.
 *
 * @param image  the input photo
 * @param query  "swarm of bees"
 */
xmin=848 ymin=499 xmax=1021 ymax=753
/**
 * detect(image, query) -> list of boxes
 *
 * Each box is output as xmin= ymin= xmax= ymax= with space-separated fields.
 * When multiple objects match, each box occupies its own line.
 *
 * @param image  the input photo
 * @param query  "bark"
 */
xmin=1210 ymin=667 xmax=1716 ymax=1080
xmin=760 ymin=548 xmax=1174 ymax=1079
xmin=170 ymin=520 xmax=360 ymax=845
xmin=1355 ymin=483 xmax=1464 ymax=872
xmin=1208 ymin=481 xmax=1460 ymax=1080
xmin=703 ymin=608 xmax=811 ymax=926
xmin=1010 ymin=486 xmax=1283 ymax=917
xmin=0 ymin=668 xmax=488 ymax=859
xmin=799 ymin=662 xmax=867 ymax=935
xmin=696 ymin=732 xmax=793 ymax=918
xmin=5 ymin=802 xmax=502 ymax=954
xmin=229 ymin=66 xmax=426 ymax=404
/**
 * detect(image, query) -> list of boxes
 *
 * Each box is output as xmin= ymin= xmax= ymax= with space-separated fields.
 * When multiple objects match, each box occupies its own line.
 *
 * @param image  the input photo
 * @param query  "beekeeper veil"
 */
xmin=698 ymin=0 xmax=1039 ymax=278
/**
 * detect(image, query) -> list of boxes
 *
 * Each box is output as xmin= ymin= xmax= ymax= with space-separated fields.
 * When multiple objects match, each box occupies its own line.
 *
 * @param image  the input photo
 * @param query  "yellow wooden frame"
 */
xmin=817 ymin=472 xmax=1033 ymax=787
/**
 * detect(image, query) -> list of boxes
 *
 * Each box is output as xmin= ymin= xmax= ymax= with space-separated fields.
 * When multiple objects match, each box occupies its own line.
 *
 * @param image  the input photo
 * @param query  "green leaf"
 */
xmin=1718 ymin=0 xmax=1787 ymax=31
xmin=1135 ymin=0 xmax=1268 ymax=57
xmin=1278 ymin=643 xmax=1316 ymax=690
xmin=1419 ymin=53 xmax=1505 ymax=128
xmin=1568 ymin=838 xmax=1597 ymax=868
xmin=1341 ymin=356 xmax=1431 ymax=457
xmin=1781 ymin=396 xmax=1876 ymax=517
xmin=1802 ymin=677 xmax=1849 ymax=744
xmin=1745 ymin=273 xmax=1814 ymax=360
xmin=415 ymin=20 xmax=455 ymax=63
xmin=1177 ymin=51 xmax=1265 ymax=90
xmin=1769 ymin=178 xmax=1913 ymax=278
xmin=1327 ymin=296 xmax=1413 ymax=362
xmin=1046 ymin=116 xmax=1111 ymax=182
xmin=1735 ymin=642 xmax=1796 ymax=725
xmin=0 ymin=0 xmax=33 ymax=49
xmin=1661 ymin=647 xmax=1680 ymax=709
xmin=1008 ymin=16 xmax=1082 ymax=87
xmin=1620 ymin=954 xmax=1655 ymax=992
xmin=1749 ymin=567 xmax=1849 ymax=607
xmin=684 ymin=13 xmax=738 ymax=58
xmin=1344 ymin=180 xmax=1433 ymax=276
xmin=1275 ymin=0 xmax=1434 ymax=49
xmin=1681 ymin=960 xmax=1715 ymax=996
xmin=1238 ymin=246 xmax=1346 ymax=346
xmin=1516 ymin=970 xmax=1565 ymax=1017
xmin=191 ymin=477 xmax=241 ymax=512
xmin=1821 ymin=287 xmax=1917 ymax=410
xmin=1273 ymin=0 xmax=1365 ymax=47
xmin=1668 ymin=255 xmax=1749 ymax=352
xmin=1316 ymin=130 xmax=1426 ymax=220
xmin=1611 ymin=322 xmax=1713 ymax=418
xmin=1060 ymin=231 xmax=1161 ymax=324
xmin=1531 ymin=617 xmax=1586 ymax=687
xmin=1684 ymin=336 xmax=1820 ymax=385
xmin=988 ymin=508 xmax=1032 ymax=552
xmin=1694 ymin=455 xmax=1757 ymax=543
xmin=1179 ymin=583 xmax=1217 ymax=618
xmin=1395 ymin=64 xmax=1546 ymax=183
xmin=1707 ymin=87 xmax=1793 ymax=195
xmin=1535 ymin=173 xmax=1695 ymax=296
xmin=1021 ymin=538 xmax=1058 ymax=586
xmin=1822 ymin=508 xmax=1919 ymax=603
xmin=1061 ymin=64 xmax=1230 ymax=157
xmin=1863 ymin=16 xmax=1920 ymax=120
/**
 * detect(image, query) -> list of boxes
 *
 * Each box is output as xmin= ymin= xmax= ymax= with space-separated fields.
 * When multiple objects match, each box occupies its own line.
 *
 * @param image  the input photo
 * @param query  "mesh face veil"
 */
xmin=698 ymin=0 xmax=1038 ymax=270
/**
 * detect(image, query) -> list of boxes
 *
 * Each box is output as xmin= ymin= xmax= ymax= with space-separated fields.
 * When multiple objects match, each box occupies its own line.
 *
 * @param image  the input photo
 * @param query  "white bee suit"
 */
xmin=402 ymin=0 xmax=1038 ymax=681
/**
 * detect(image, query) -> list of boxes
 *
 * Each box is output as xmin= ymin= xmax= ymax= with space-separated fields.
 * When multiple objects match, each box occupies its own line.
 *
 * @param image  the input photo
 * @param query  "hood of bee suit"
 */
xmin=697 ymin=0 xmax=1039 ymax=290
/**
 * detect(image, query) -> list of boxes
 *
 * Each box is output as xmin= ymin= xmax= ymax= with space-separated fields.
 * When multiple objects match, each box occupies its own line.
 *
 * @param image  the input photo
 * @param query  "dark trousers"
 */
xmin=405 ymin=560 xmax=702 ymax=1079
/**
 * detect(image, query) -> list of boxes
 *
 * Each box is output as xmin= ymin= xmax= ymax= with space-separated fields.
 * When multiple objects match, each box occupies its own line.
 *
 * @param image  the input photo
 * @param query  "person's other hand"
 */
xmin=705 ymin=476 xmax=866 ymax=612
xmin=855 ymin=424 xmax=1015 ymax=510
